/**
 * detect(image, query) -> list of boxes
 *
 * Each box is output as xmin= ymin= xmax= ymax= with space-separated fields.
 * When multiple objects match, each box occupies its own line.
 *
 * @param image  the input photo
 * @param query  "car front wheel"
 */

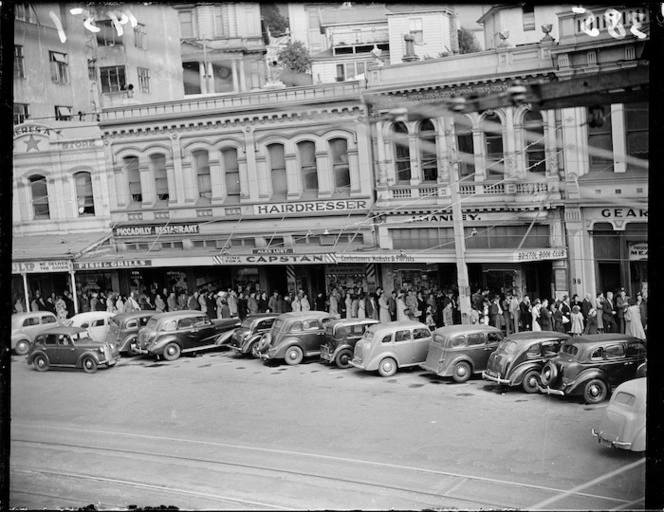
xmin=285 ymin=346 xmax=303 ymax=365
xmin=81 ymin=356 xmax=98 ymax=374
xmin=335 ymin=349 xmax=353 ymax=369
xmin=378 ymin=357 xmax=397 ymax=377
xmin=583 ymin=379 xmax=608 ymax=404
xmin=33 ymin=354 xmax=49 ymax=372
xmin=522 ymin=369 xmax=540 ymax=393
xmin=162 ymin=343 xmax=181 ymax=361
xmin=125 ymin=339 xmax=140 ymax=357
xmin=452 ymin=361 xmax=471 ymax=383
xmin=15 ymin=339 xmax=31 ymax=356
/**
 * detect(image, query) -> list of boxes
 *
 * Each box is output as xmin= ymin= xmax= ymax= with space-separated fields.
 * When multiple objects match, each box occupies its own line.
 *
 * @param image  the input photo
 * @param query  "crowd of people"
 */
xmin=14 ymin=282 xmax=647 ymax=341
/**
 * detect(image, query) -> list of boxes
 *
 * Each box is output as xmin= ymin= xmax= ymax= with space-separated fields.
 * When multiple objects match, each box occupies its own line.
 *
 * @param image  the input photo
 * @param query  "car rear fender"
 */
xmin=12 ymin=336 xmax=31 ymax=350
xmin=632 ymin=426 xmax=646 ymax=452
xmin=119 ymin=335 xmax=137 ymax=352
xmin=152 ymin=336 xmax=182 ymax=351
xmin=367 ymin=351 xmax=400 ymax=370
xmin=449 ymin=355 xmax=474 ymax=373
xmin=215 ymin=330 xmax=235 ymax=345
xmin=27 ymin=349 xmax=48 ymax=364
xmin=567 ymin=369 xmax=607 ymax=393
xmin=511 ymin=362 xmax=544 ymax=385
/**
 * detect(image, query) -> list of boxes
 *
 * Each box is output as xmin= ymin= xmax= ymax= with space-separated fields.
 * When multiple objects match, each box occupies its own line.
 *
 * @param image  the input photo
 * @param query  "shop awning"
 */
xmin=12 ymin=232 xmax=108 ymax=273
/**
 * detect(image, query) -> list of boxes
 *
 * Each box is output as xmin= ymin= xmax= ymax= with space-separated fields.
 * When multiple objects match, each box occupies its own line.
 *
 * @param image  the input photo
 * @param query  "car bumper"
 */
xmin=538 ymin=384 xmax=565 ymax=396
xmin=348 ymin=360 xmax=365 ymax=370
xmin=482 ymin=371 xmax=512 ymax=386
xmin=419 ymin=363 xmax=444 ymax=376
xmin=591 ymin=428 xmax=632 ymax=449
xmin=130 ymin=342 xmax=150 ymax=355
xmin=259 ymin=348 xmax=276 ymax=360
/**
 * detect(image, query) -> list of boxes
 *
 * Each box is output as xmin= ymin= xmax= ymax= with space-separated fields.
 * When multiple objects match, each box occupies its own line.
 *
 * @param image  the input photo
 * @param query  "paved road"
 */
xmin=10 ymin=348 xmax=645 ymax=510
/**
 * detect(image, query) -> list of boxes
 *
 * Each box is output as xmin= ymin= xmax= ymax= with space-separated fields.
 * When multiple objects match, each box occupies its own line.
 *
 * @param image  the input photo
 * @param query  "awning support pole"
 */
xmin=22 ymin=273 xmax=30 ymax=312
xmin=70 ymin=271 xmax=79 ymax=314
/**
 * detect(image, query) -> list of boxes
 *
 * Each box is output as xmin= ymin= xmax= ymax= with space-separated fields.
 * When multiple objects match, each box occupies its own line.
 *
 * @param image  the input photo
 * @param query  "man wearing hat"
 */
xmin=615 ymin=287 xmax=629 ymax=334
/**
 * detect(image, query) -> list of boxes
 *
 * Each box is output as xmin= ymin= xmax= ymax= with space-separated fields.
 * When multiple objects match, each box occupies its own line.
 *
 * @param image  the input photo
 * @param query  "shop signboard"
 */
xmin=253 ymin=199 xmax=368 ymax=216
xmin=628 ymin=242 xmax=648 ymax=260
xmin=12 ymin=260 xmax=72 ymax=274
xmin=514 ymin=248 xmax=567 ymax=262
xmin=73 ymin=260 xmax=152 ymax=270
xmin=213 ymin=254 xmax=336 ymax=265
xmin=113 ymin=224 xmax=200 ymax=237
xmin=252 ymin=248 xmax=294 ymax=254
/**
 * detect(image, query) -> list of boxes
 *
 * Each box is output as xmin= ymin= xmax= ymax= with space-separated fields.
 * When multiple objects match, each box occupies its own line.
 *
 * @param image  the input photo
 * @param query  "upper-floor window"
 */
xmin=298 ymin=141 xmax=318 ymax=192
xmin=455 ymin=116 xmax=475 ymax=178
xmin=215 ymin=5 xmax=230 ymax=37
xmin=524 ymin=111 xmax=545 ymax=173
xmin=88 ymin=59 xmax=97 ymax=80
xmin=74 ymin=172 xmax=95 ymax=216
xmin=409 ymin=18 xmax=423 ymax=44
xmin=522 ymin=4 xmax=536 ymax=31
xmin=222 ymin=148 xmax=240 ymax=198
xmin=588 ymin=105 xmax=613 ymax=172
xmin=150 ymin=154 xmax=169 ymax=201
xmin=54 ymin=105 xmax=73 ymax=121
xmin=179 ymin=11 xmax=194 ymax=38
xmin=124 ymin=156 xmax=142 ymax=203
xmin=137 ymin=67 xmax=150 ymax=93
xmin=15 ymin=4 xmax=34 ymax=23
xmin=393 ymin=122 xmax=411 ymax=182
xmin=49 ymin=51 xmax=69 ymax=84
xmin=100 ymin=66 xmax=126 ymax=93
xmin=134 ymin=23 xmax=147 ymax=49
xmin=97 ymin=20 xmax=123 ymax=46
xmin=625 ymin=102 xmax=648 ymax=169
xmin=193 ymin=150 xmax=211 ymax=199
xmin=483 ymin=112 xmax=503 ymax=179
xmin=14 ymin=45 xmax=25 ymax=78
xmin=29 ymin=175 xmax=50 ymax=219
xmin=268 ymin=143 xmax=287 ymax=199
xmin=330 ymin=138 xmax=350 ymax=192
xmin=419 ymin=120 xmax=437 ymax=182
xmin=13 ymin=103 xmax=29 ymax=125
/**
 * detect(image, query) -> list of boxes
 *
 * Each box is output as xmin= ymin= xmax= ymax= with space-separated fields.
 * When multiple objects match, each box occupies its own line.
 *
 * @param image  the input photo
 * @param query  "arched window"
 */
xmin=268 ymin=143 xmax=287 ymax=198
xmin=329 ymin=138 xmax=350 ymax=192
xmin=193 ymin=150 xmax=211 ymax=199
xmin=393 ymin=122 xmax=411 ymax=182
xmin=222 ymin=147 xmax=240 ymax=198
xmin=124 ymin=156 xmax=142 ymax=203
xmin=298 ymin=140 xmax=318 ymax=192
xmin=74 ymin=171 xmax=95 ymax=215
xmin=150 ymin=154 xmax=169 ymax=201
xmin=29 ymin=175 xmax=49 ymax=219
xmin=455 ymin=116 xmax=475 ymax=178
xmin=483 ymin=113 xmax=503 ymax=179
xmin=524 ymin=111 xmax=545 ymax=173
xmin=419 ymin=120 xmax=437 ymax=182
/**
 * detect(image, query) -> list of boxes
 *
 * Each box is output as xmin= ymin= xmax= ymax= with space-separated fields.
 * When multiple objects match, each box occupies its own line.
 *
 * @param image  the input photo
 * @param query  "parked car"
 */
xmin=349 ymin=321 xmax=432 ymax=377
xmin=420 ymin=325 xmax=503 ymax=383
xmin=26 ymin=326 xmax=119 ymax=373
xmin=538 ymin=334 xmax=647 ymax=404
xmin=226 ymin=313 xmax=279 ymax=356
xmin=259 ymin=311 xmax=337 ymax=365
xmin=66 ymin=311 xmax=115 ymax=342
xmin=482 ymin=331 xmax=570 ymax=392
xmin=105 ymin=311 xmax=158 ymax=356
xmin=11 ymin=311 xmax=58 ymax=355
xmin=320 ymin=318 xmax=381 ymax=369
xmin=134 ymin=310 xmax=240 ymax=361
xmin=592 ymin=377 xmax=646 ymax=451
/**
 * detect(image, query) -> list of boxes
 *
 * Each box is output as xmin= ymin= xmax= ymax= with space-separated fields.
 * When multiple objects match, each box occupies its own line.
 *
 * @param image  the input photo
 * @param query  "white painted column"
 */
xmin=70 ymin=271 xmax=78 ymax=314
xmin=238 ymin=155 xmax=249 ymax=199
xmin=199 ymin=62 xmax=207 ymax=94
xmin=285 ymin=153 xmax=300 ymax=200
xmin=209 ymin=157 xmax=225 ymax=203
xmin=171 ymin=137 xmax=188 ymax=205
xmin=375 ymin=122 xmax=387 ymax=185
xmin=243 ymin=129 xmax=259 ymax=201
xmin=139 ymin=163 xmax=155 ymax=206
xmin=22 ymin=273 xmax=30 ymax=312
xmin=472 ymin=129 xmax=484 ymax=181
xmin=232 ymin=60 xmax=239 ymax=92
xmin=255 ymin=156 xmax=270 ymax=199
xmin=238 ymin=59 xmax=246 ymax=91
xmin=544 ymin=110 xmax=558 ymax=177
xmin=113 ymin=167 xmax=128 ymax=207
xmin=348 ymin=148 xmax=360 ymax=193
xmin=315 ymin=150 xmax=332 ymax=199
xmin=408 ymin=132 xmax=419 ymax=187
xmin=504 ymin=108 xmax=516 ymax=179
xmin=611 ymin=104 xmax=626 ymax=173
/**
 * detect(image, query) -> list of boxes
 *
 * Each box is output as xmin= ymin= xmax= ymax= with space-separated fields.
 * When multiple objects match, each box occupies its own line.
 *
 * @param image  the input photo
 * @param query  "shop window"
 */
xmin=393 ymin=122 xmax=411 ymax=182
xmin=13 ymin=103 xmax=29 ymax=125
xmin=588 ymin=105 xmax=613 ymax=172
xmin=49 ymin=51 xmax=69 ymax=84
xmin=100 ymin=66 xmax=126 ymax=93
xmin=625 ymin=102 xmax=648 ymax=169
xmin=14 ymin=45 xmax=25 ymax=78
xmin=409 ymin=18 xmax=423 ymax=44
xmin=483 ymin=112 xmax=503 ymax=179
xmin=97 ymin=20 xmax=123 ymax=46
xmin=330 ymin=138 xmax=350 ymax=192
xmin=465 ymin=225 xmax=550 ymax=249
xmin=193 ymin=150 xmax=211 ymax=199
xmin=419 ymin=120 xmax=438 ymax=182
xmin=455 ymin=116 xmax=475 ymax=178
xmin=137 ymin=67 xmax=150 ymax=93
xmin=74 ymin=172 xmax=95 ymax=216
xmin=124 ymin=156 xmax=142 ymax=203
xmin=268 ymin=143 xmax=287 ymax=199
xmin=298 ymin=141 xmax=318 ymax=192
xmin=151 ymin=154 xmax=169 ymax=201
xmin=134 ymin=23 xmax=147 ymax=50
xmin=222 ymin=148 xmax=240 ymax=199
xmin=524 ymin=111 xmax=545 ymax=173
xmin=29 ymin=175 xmax=50 ymax=220
xmin=179 ymin=10 xmax=194 ymax=38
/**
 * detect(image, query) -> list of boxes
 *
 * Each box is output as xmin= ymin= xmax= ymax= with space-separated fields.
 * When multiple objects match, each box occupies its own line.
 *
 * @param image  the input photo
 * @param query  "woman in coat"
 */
xmin=552 ymin=302 xmax=566 ymax=333
xmin=357 ymin=293 xmax=366 ymax=319
xmin=570 ymin=305 xmax=584 ymax=336
xmin=345 ymin=293 xmax=353 ymax=318
xmin=247 ymin=292 xmax=259 ymax=316
xmin=396 ymin=292 xmax=408 ymax=322
xmin=154 ymin=294 xmax=166 ymax=312
xmin=539 ymin=299 xmax=553 ymax=331
xmin=378 ymin=290 xmax=391 ymax=324
xmin=625 ymin=298 xmax=646 ymax=340
xmin=583 ymin=308 xmax=599 ymax=334
xmin=417 ymin=292 xmax=427 ymax=324
xmin=531 ymin=299 xmax=541 ymax=331
xmin=300 ymin=294 xmax=311 ymax=312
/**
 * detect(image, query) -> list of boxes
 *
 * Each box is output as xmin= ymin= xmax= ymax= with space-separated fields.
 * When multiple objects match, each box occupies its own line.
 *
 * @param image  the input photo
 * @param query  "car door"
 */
xmin=191 ymin=316 xmax=215 ymax=346
xmin=480 ymin=331 xmax=503 ymax=370
xmin=301 ymin=318 xmax=324 ymax=353
xmin=87 ymin=317 xmax=108 ymax=342
xmin=466 ymin=333 xmax=489 ymax=371
xmin=40 ymin=314 xmax=57 ymax=331
xmin=22 ymin=316 xmax=41 ymax=339
xmin=600 ymin=343 xmax=632 ymax=386
xmin=411 ymin=327 xmax=432 ymax=363
xmin=392 ymin=329 xmax=413 ymax=365
xmin=56 ymin=334 xmax=78 ymax=366
xmin=609 ymin=341 xmax=646 ymax=385
xmin=37 ymin=333 xmax=58 ymax=362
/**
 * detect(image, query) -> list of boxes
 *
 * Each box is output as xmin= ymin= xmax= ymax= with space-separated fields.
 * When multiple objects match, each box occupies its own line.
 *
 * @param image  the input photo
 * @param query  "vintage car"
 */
xmin=482 ymin=331 xmax=570 ymax=392
xmin=349 ymin=321 xmax=432 ymax=377
xmin=66 ymin=311 xmax=115 ymax=342
xmin=420 ymin=325 xmax=503 ymax=383
xmin=226 ymin=313 xmax=279 ymax=356
xmin=591 ymin=377 xmax=646 ymax=452
xmin=134 ymin=310 xmax=240 ymax=361
xmin=105 ymin=311 xmax=158 ymax=356
xmin=320 ymin=318 xmax=381 ymax=369
xmin=26 ymin=326 xmax=119 ymax=373
xmin=259 ymin=311 xmax=337 ymax=365
xmin=11 ymin=311 xmax=58 ymax=355
xmin=538 ymin=334 xmax=647 ymax=404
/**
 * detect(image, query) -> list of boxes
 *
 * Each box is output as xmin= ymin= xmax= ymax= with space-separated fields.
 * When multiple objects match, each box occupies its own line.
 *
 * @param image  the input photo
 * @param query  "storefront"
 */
xmin=11 ymin=259 xmax=77 ymax=313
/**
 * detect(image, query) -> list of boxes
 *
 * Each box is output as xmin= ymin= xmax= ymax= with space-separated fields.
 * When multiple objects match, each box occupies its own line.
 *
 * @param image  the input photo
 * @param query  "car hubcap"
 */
xmin=168 ymin=347 xmax=176 ymax=356
xmin=589 ymin=385 xmax=600 ymax=397
xmin=38 ymin=359 xmax=45 ymax=368
xmin=340 ymin=354 xmax=349 ymax=365
xmin=85 ymin=360 xmax=92 ymax=369
xmin=457 ymin=366 xmax=467 ymax=377
xmin=383 ymin=361 xmax=393 ymax=372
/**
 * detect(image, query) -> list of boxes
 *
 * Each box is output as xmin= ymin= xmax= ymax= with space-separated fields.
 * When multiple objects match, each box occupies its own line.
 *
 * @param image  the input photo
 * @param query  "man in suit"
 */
xmin=509 ymin=293 xmax=520 ymax=334
xmin=615 ymin=288 xmax=628 ymax=334
xmin=365 ymin=292 xmax=376 ymax=319
xmin=519 ymin=296 xmax=531 ymax=331
xmin=388 ymin=291 xmax=397 ymax=321
xmin=581 ymin=293 xmax=593 ymax=321
xmin=602 ymin=291 xmax=618 ymax=333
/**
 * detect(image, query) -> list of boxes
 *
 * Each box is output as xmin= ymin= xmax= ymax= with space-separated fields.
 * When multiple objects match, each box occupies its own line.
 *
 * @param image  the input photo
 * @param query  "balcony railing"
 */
xmin=381 ymin=181 xmax=557 ymax=202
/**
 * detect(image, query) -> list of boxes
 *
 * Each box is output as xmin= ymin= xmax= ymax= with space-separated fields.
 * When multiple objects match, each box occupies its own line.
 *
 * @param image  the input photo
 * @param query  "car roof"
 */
xmin=151 ymin=310 xmax=210 ymax=321
xmin=565 ymin=334 xmax=644 ymax=347
xmin=279 ymin=311 xmax=332 ymax=321
xmin=71 ymin=311 xmax=115 ymax=320
xmin=368 ymin=320 xmax=429 ymax=332
xmin=325 ymin=318 xmax=381 ymax=328
xmin=246 ymin=313 xmax=280 ymax=320
xmin=612 ymin=377 xmax=647 ymax=399
xmin=504 ymin=331 xmax=570 ymax=343
xmin=37 ymin=326 xmax=90 ymax=335
xmin=12 ymin=312 xmax=56 ymax=319
xmin=114 ymin=311 xmax=158 ymax=321
xmin=432 ymin=325 xmax=502 ymax=336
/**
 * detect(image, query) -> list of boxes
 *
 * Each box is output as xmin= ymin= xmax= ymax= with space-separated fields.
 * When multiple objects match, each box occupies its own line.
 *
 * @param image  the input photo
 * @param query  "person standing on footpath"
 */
xmin=636 ymin=292 xmax=647 ymax=334
xmin=539 ymin=299 xmax=553 ymax=331
xmin=314 ymin=292 xmax=326 ymax=312
xmin=559 ymin=296 xmax=571 ymax=334
xmin=502 ymin=294 xmax=512 ymax=335
xmin=570 ymin=305 xmax=584 ymax=336
xmin=509 ymin=293 xmax=520 ymax=334
xmin=55 ymin=295 xmax=68 ymax=323
xmin=378 ymin=290 xmax=391 ymax=324
xmin=624 ymin=298 xmax=646 ymax=340
xmin=581 ymin=293 xmax=593 ymax=322
xmin=247 ymin=292 xmax=258 ymax=316
xmin=388 ymin=291 xmax=397 ymax=321
xmin=595 ymin=293 xmax=604 ymax=332
xmin=155 ymin=294 xmax=166 ymax=312
xmin=552 ymin=302 xmax=565 ymax=333
xmin=443 ymin=301 xmax=454 ymax=327
xmin=603 ymin=291 xmax=617 ymax=333
xmin=583 ymin=308 xmax=599 ymax=334
xmin=519 ymin=296 xmax=531 ymax=331
xmin=531 ymin=299 xmax=541 ymax=331
xmin=301 ymin=293 xmax=311 ymax=312
xmin=168 ymin=292 xmax=179 ymax=312
xmin=63 ymin=291 xmax=76 ymax=318
xmin=329 ymin=289 xmax=339 ymax=316
xmin=615 ymin=288 xmax=628 ymax=334
xmin=396 ymin=292 xmax=408 ymax=321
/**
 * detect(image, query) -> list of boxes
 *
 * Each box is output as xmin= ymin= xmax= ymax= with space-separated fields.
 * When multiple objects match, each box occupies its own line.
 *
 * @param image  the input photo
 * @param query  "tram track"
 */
xmin=11 ymin=423 xmax=643 ymax=510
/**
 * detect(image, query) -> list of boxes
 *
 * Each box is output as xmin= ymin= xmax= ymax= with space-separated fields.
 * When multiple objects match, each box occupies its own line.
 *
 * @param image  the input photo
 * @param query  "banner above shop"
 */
xmin=253 ymin=199 xmax=368 ymax=216
xmin=113 ymin=224 xmax=200 ymax=237
xmin=73 ymin=260 xmax=153 ymax=270
xmin=629 ymin=242 xmax=648 ymax=260
xmin=513 ymin=248 xmax=567 ymax=262
xmin=12 ymin=260 xmax=72 ymax=274
xmin=213 ymin=254 xmax=336 ymax=265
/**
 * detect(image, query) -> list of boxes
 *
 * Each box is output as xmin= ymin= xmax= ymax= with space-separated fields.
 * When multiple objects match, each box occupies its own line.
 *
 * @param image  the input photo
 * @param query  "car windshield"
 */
xmin=272 ymin=319 xmax=285 ymax=332
xmin=433 ymin=333 xmax=450 ymax=345
xmin=145 ymin=318 xmax=159 ymax=330
xmin=70 ymin=331 xmax=91 ymax=343
xmin=561 ymin=344 xmax=579 ymax=357
xmin=362 ymin=330 xmax=375 ymax=342
xmin=498 ymin=340 xmax=517 ymax=352
xmin=241 ymin=317 xmax=254 ymax=328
